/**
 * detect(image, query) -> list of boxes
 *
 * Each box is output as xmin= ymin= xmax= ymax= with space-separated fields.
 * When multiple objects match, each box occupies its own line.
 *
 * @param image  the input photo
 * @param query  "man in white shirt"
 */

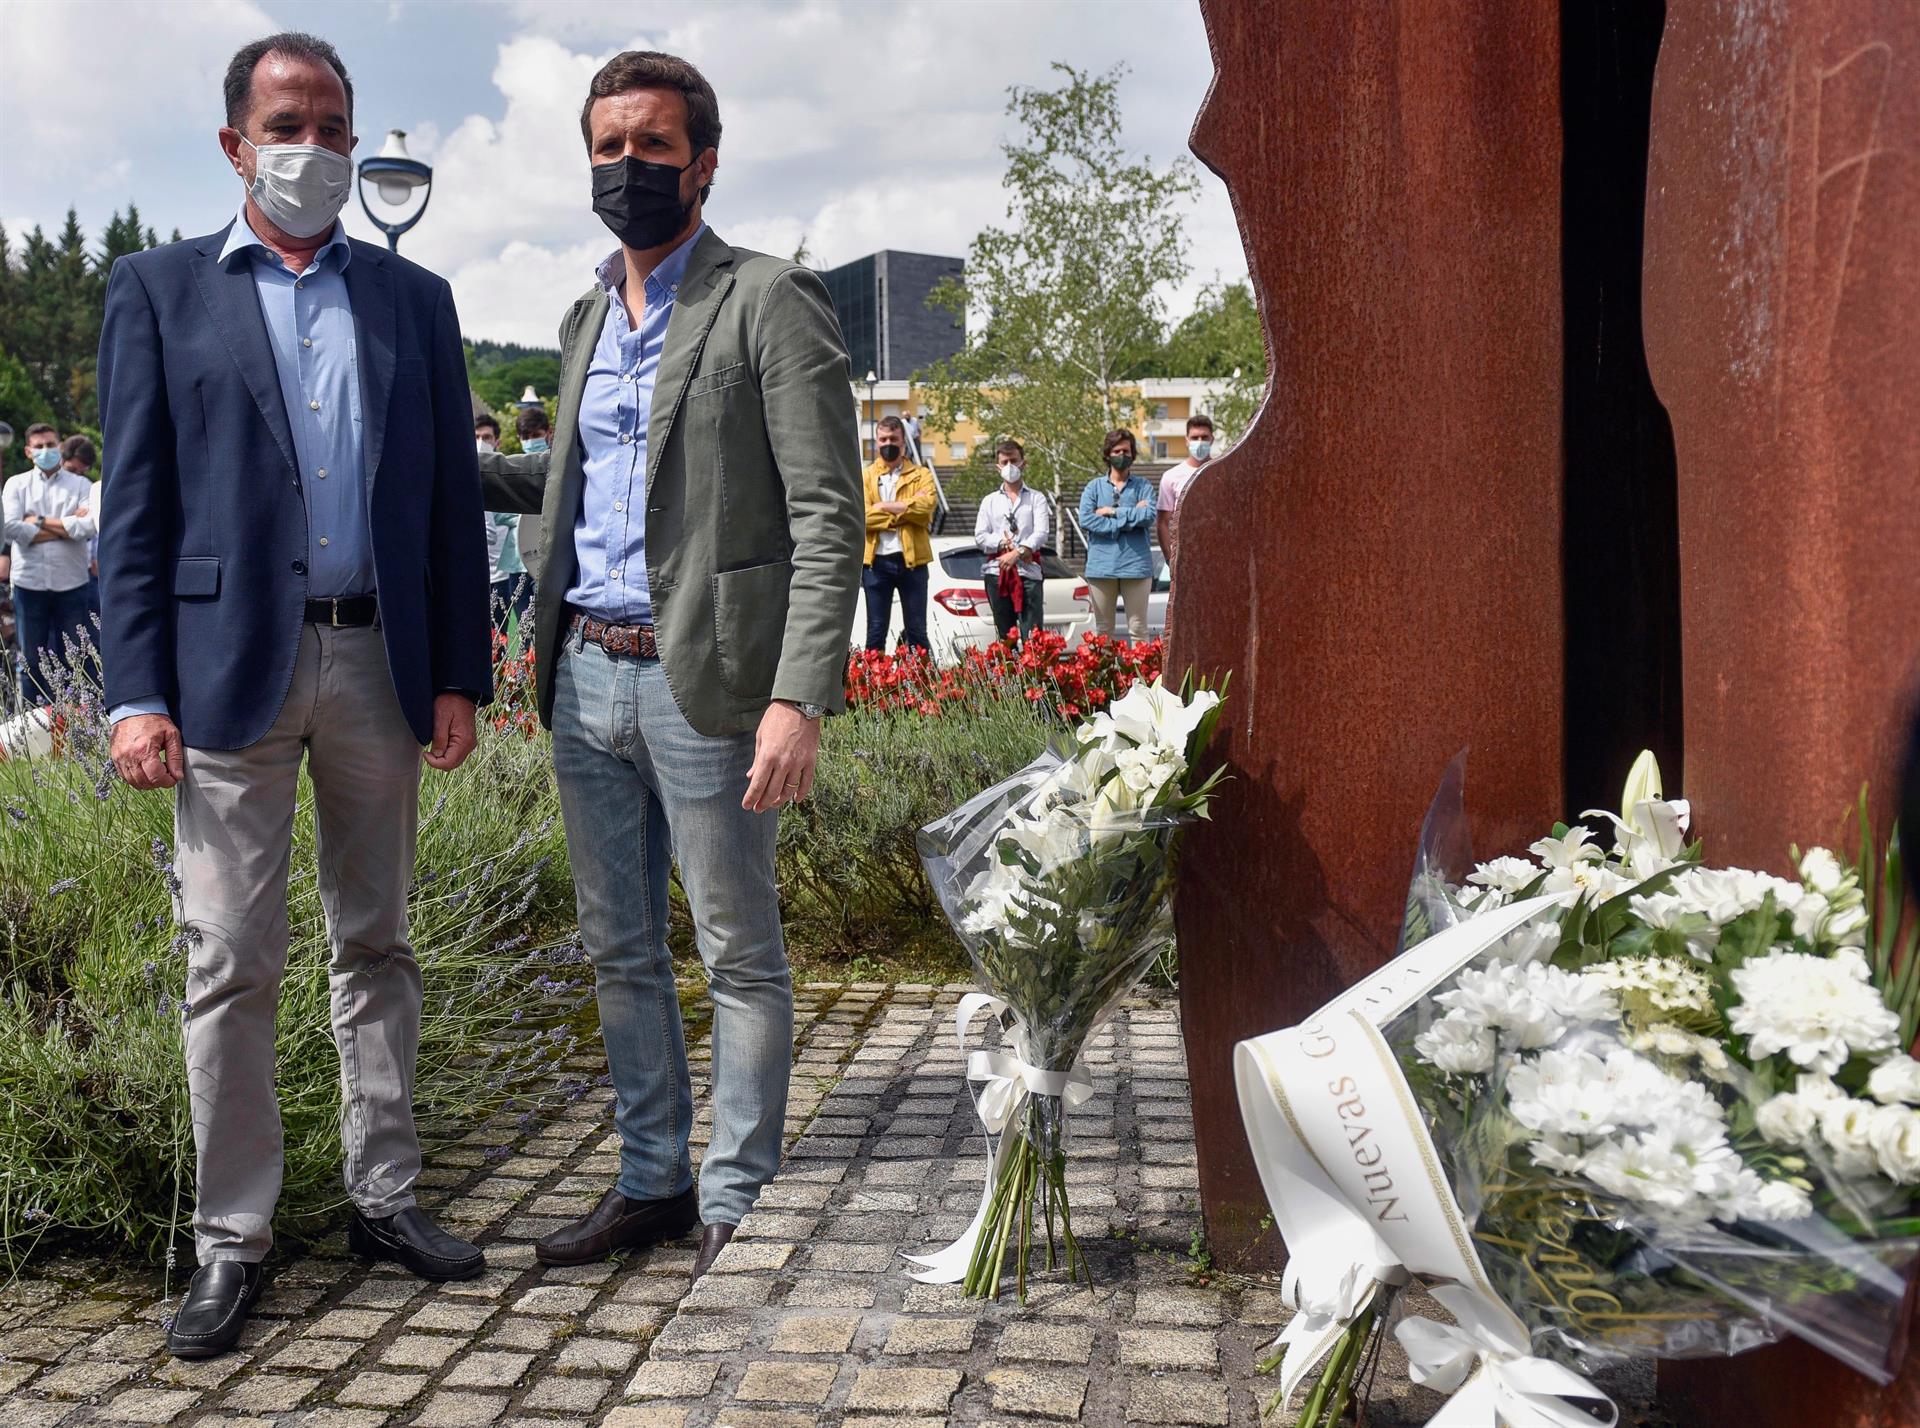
xmin=3 ymin=424 xmax=97 ymax=703
xmin=1154 ymin=413 xmax=1215 ymax=569
xmin=973 ymin=438 xmax=1052 ymax=642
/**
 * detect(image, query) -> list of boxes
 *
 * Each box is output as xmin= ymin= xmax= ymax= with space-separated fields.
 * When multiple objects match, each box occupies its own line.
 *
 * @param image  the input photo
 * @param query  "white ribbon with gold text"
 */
xmin=1234 ymin=893 xmax=1614 ymax=1422
xmin=903 ymin=991 xmax=1094 ymax=1283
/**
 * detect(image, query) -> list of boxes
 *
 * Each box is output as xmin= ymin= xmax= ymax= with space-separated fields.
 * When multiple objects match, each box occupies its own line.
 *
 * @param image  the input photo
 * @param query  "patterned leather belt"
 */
xmin=570 ymin=610 xmax=658 ymax=659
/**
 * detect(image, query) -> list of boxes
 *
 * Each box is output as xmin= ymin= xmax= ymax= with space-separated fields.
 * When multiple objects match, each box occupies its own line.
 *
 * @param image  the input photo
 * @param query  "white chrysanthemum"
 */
xmin=1728 ymin=947 xmax=1901 ymax=1074
xmin=1666 ymin=866 xmax=1808 ymax=927
xmin=1623 ymin=892 xmax=1722 ymax=962
xmin=1413 ymin=1013 xmax=1496 ymax=1075
xmin=1870 ymin=1105 xmax=1920 ymax=1185
xmin=1113 ymin=741 xmax=1185 ymax=796
xmin=1754 ymin=1090 xmax=1819 ymax=1147
xmin=1467 ymin=857 xmax=1541 ymax=896
xmin=1799 ymin=847 xmax=1845 ymax=895
xmin=1869 ymin=1054 xmax=1920 ymax=1106
xmin=1509 ymin=1049 xmax=1622 ymax=1137
xmin=1714 ymin=1167 xmax=1815 ymax=1222
xmin=1529 ymin=1136 xmax=1588 ymax=1174
xmin=1626 ymin=1023 xmax=1730 ymax=1073
xmin=1818 ymin=1097 xmax=1881 ymax=1174
xmin=1581 ymin=1131 xmax=1708 ymax=1211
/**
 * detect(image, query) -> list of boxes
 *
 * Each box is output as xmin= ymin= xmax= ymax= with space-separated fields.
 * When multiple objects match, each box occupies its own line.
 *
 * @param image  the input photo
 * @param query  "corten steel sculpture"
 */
xmin=1643 ymin=2 xmax=1920 ymax=1423
xmin=1170 ymin=0 xmax=1570 ymax=1262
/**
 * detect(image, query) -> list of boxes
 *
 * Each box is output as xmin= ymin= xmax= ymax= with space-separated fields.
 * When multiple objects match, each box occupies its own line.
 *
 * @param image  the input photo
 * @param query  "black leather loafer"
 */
xmin=534 ymin=1186 xmax=699 ymax=1266
xmin=349 ymin=1206 xmax=485 ymax=1281
xmin=167 ymin=1260 xmax=265 ymax=1359
xmin=691 ymin=1222 xmax=737 ymax=1281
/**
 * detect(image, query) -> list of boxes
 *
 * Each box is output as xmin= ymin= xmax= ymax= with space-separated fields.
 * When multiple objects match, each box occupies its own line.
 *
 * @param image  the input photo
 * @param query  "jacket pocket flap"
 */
xmin=172 ymin=557 xmax=221 ymax=597
xmin=687 ymin=363 xmax=746 ymax=398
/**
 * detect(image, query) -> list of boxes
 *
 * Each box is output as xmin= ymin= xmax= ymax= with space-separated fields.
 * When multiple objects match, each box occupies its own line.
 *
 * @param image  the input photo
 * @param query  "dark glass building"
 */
xmin=820 ymin=250 xmax=965 ymax=381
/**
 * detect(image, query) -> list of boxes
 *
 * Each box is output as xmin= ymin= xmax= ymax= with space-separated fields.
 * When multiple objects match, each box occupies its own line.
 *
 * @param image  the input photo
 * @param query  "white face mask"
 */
xmin=241 ymin=137 xmax=352 ymax=239
xmin=1000 ymin=463 xmax=1024 ymax=485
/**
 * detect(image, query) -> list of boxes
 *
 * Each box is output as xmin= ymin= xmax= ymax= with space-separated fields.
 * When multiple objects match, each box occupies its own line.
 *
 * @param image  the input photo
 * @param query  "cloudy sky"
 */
xmin=1 ymin=0 xmax=1245 ymax=349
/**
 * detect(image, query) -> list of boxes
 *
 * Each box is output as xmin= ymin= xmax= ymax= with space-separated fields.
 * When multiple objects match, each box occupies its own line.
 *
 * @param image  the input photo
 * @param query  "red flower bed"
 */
xmin=845 ymin=632 xmax=1164 ymax=721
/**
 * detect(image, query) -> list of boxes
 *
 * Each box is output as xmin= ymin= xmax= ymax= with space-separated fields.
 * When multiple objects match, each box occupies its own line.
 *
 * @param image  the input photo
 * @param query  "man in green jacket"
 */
xmin=480 ymin=50 xmax=861 ymax=1280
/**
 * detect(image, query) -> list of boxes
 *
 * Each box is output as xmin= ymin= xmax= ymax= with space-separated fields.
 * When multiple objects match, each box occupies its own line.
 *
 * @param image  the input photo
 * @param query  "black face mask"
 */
xmin=591 ymin=155 xmax=696 ymax=251
xmin=1108 ymin=450 xmax=1135 ymax=472
xmin=878 ymin=443 xmax=902 ymax=462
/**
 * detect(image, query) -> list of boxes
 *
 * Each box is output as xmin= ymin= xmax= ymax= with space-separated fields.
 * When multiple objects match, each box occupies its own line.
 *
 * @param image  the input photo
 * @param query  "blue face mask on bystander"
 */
xmin=31 ymin=446 xmax=63 ymax=472
xmin=523 ymin=437 xmax=550 ymax=453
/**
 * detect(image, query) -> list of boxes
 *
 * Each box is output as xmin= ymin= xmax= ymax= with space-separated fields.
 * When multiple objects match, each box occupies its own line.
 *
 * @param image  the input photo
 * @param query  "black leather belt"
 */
xmin=570 ymin=610 xmax=658 ymax=659
xmin=305 ymin=595 xmax=379 ymax=627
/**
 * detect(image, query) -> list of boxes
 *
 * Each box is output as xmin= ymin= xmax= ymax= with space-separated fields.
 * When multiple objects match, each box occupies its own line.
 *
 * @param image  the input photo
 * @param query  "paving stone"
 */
xmin=783 ymin=1276 xmax=876 ymax=1308
xmin=679 ymin=1273 xmax=773 ymax=1310
xmin=1134 ymin=1286 xmax=1227 ymax=1326
xmin=99 ymin=1388 xmax=203 ymax=1422
xmin=734 ymin=1359 xmax=839 ymax=1405
xmin=222 ymin=1375 xmax=319 ymax=1412
xmin=708 ymin=1240 xmax=794 ymax=1273
xmin=806 ymin=1242 xmax=897 ymax=1272
xmin=36 ymin=1359 xmax=139 ymax=1398
xmin=996 ymin=1320 xmax=1095 ymax=1364
xmin=522 ymin=1375 xmax=612 ymax=1412
xmin=445 ymin=1349 xmax=536 ymax=1388
xmin=650 ymin=1313 xmax=755 ymax=1356
xmin=880 ymin=1316 xmax=977 ymax=1355
xmin=625 ymin=1361 xmax=720 ymax=1399
xmin=485 ymin=1317 xmax=565 ymax=1352
xmin=335 ymin=1371 xmax=429 ymax=1407
xmin=1118 ymin=1326 xmax=1220 ymax=1370
xmin=412 ymin=1390 xmax=508 ymax=1425
xmin=983 ymin=1367 xmax=1089 ymax=1420
xmin=554 ymin=1335 xmax=639 ymax=1374
xmin=1126 ymin=1374 xmax=1232 ymax=1424
xmin=511 ymin=1284 xmax=595 ymax=1315
xmin=768 ymin=1312 xmax=862 ymax=1355
xmin=603 ymin=1407 xmax=689 ymax=1428
xmin=268 ymin=1337 xmax=361 ymax=1371
xmin=586 ymin=1303 xmax=668 ymax=1337
xmin=844 ymin=1367 xmax=964 ymax=1414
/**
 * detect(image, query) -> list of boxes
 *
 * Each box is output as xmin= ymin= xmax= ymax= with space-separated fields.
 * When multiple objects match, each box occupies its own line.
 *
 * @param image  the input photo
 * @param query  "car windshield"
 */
xmin=939 ymin=549 xmax=1077 ymax=581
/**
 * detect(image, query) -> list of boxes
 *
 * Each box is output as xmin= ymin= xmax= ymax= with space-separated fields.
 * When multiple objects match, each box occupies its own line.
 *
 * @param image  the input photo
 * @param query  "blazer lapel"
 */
xmin=344 ymin=244 xmax=396 ymax=487
xmin=190 ymin=230 xmax=298 ymax=478
xmin=646 ymin=230 xmax=737 ymax=494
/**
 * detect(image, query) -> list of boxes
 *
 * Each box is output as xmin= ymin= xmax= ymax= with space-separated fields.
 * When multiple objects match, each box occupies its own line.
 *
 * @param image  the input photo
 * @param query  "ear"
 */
xmin=695 ymin=146 xmax=718 ymax=188
xmin=218 ymin=126 xmax=248 ymax=178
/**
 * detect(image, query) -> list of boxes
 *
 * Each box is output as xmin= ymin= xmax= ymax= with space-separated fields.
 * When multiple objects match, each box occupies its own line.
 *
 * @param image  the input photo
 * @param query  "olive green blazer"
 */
xmin=480 ymin=228 xmax=862 ymax=736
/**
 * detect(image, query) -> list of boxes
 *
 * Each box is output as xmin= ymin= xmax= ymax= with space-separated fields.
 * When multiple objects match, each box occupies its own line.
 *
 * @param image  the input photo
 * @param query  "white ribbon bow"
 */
xmin=901 ymin=991 xmax=1093 ymax=1283
xmin=1267 ymin=1259 xmax=1408 ymax=1409
xmin=1397 ymin=1286 xmax=1618 ymax=1428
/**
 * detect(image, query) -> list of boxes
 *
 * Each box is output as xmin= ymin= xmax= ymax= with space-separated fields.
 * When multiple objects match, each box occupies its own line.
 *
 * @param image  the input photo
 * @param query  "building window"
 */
xmin=1151 ymin=402 xmax=1169 ymax=421
xmin=1152 ymin=438 xmax=1169 ymax=459
xmin=949 ymin=443 xmax=968 ymax=463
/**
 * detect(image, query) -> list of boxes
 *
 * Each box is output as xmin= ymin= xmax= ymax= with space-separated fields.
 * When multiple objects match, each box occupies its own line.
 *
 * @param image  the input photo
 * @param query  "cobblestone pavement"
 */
xmin=0 ymin=982 xmax=1657 ymax=1427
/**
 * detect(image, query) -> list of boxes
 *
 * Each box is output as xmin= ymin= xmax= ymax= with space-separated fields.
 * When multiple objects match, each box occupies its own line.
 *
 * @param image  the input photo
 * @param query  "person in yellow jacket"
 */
xmin=861 ymin=415 xmax=937 ymax=652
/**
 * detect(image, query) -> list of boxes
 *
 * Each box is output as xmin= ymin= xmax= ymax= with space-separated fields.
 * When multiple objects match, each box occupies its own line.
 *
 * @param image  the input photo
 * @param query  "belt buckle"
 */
xmin=329 ymin=598 xmax=343 ymax=628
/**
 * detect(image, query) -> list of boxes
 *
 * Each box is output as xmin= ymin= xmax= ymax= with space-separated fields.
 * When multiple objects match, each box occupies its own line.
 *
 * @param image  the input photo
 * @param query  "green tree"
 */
xmin=917 ymin=64 xmax=1198 ymax=503
xmin=1164 ymin=279 xmax=1266 ymax=440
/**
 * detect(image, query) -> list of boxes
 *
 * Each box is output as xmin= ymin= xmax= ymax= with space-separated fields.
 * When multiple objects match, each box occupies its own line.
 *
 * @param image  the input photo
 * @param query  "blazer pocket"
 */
xmin=687 ymin=362 xmax=746 ymax=399
xmin=711 ymin=558 xmax=791 ymax=699
xmin=172 ymin=557 xmax=220 ymax=598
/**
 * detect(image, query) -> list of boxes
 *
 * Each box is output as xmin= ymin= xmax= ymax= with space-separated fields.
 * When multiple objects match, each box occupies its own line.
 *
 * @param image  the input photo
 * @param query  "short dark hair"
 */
xmin=580 ymin=51 xmax=721 ymax=202
xmin=24 ymin=423 xmax=58 ymax=442
xmin=1102 ymin=428 xmax=1138 ymax=459
xmin=515 ymin=406 xmax=550 ymax=439
xmin=60 ymin=435 xmax=96 ymax=468
xmin=876 ymin=415 xmax=906 ymax=437
xmin=995 ymin=439 xmax=1025 ymax=459
xmin=1186 ymin=413 xmax=1214 ymax=436
xmin=474 ymin=415 xmax=501 ymax=438
xmin=224 ymin=32 xmax=354 ymax=130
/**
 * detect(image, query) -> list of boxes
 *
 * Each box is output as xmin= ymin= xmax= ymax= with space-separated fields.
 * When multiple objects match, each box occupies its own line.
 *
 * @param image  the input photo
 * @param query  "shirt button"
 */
xmin=309 ymin=399 xmax=321 ymax=411
xmin=303 ymin=337 xmax=313 ymax=348
xmin=295 ymin=281 xmax=304 ymax=290
xmin=614 ymin=501 xmax=624 ymax=512
xmin=316 ymin=468 xmax=327 ymax=479
xmin=319 ymin=537 xmax=330 ymax=547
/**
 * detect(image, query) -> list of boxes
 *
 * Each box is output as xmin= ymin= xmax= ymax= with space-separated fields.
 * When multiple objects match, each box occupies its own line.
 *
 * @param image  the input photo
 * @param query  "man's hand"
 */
xmin=112 ymin=713 xmax=184 ymax=791
xmin=743 ymin=701 xmax=821 ymax=813
xmin=1096 ymin=506 xmax=1117 ymax=518
xmin=1134 ymin=499 xmax=1150 ymax=509
xmin=879 ymin=500 xmax=909 ymax=517
xmin=423 ymin=693 xmax=477 ymax=771
xmin=996 ymin=548 xmax=1020 ymax=569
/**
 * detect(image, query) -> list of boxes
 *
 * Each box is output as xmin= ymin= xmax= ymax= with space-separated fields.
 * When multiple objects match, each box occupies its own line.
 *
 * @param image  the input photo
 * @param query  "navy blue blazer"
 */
xmin=97 ymin=225 xmax=491 ymax=750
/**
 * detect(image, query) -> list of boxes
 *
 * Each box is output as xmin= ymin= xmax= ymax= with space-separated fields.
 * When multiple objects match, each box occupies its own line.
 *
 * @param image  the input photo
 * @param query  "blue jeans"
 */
xmin=862 ymin=552 xmax=929 ymax=652
xmin=550 ymin=632 xmax=791 ymax=1226
xmin=12 ymin=584 xmax=92 ymax=705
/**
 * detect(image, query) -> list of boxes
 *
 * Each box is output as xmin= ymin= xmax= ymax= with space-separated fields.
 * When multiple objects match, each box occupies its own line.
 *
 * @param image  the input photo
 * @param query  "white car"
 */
xmin=851 ymin=535 xmax=1090 ymax=662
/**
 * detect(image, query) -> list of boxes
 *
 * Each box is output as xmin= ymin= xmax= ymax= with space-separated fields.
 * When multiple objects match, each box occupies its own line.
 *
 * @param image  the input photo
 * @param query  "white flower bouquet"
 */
xmin=1248 ymin=753 xmax=1920 ymax=1427
xmin=910 ymin=676 xmax=1225 ymax=1300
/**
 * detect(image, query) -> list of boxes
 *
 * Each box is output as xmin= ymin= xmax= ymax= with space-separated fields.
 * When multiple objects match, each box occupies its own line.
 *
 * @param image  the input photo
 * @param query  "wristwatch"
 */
xmin=786 ymin=701 xmax=827 ymax=721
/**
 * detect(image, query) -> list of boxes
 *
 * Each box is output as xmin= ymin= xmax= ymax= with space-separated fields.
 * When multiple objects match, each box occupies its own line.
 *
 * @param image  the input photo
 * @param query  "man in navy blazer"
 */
xmin=96 ymin=32 xmax=492 ymax=1358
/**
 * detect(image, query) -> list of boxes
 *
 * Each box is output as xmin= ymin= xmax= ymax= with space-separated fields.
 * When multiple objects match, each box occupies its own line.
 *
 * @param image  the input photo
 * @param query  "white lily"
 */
xmin=1082 ymin=677 xmax=1219 ymax=757
xmin=1579 ymin=749 xmax=1691 ymax=880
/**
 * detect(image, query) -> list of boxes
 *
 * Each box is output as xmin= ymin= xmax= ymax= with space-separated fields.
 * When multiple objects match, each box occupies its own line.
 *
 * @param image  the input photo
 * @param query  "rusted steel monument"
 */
xmin=1172 ymin=0 xmax=1920 ymax=1420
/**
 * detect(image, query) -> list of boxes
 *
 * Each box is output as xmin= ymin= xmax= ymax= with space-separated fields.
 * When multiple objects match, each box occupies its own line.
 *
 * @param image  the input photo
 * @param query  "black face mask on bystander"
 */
xmin=591 ymin=155 xmax=696 ymax=251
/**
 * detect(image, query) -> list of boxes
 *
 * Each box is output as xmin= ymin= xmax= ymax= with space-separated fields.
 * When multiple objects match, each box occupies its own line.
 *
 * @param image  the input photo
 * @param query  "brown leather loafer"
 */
xmin=691 ymin=1222 xmax=736 ymax=1280
xmin=535 ymin=1186 xmax=699 ymax=1266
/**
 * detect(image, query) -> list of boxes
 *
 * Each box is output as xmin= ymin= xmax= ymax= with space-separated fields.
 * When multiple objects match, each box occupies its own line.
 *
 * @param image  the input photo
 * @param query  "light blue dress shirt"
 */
xmin=111 ymin=211 xmax=371 ymax=726
xmin=220 ymin=208 xmax=373 ymax=598
xmin=566 ymin=224 xmax=706 ymax=625
xmin=1078 ymin=473 xmax=1158 ymax=579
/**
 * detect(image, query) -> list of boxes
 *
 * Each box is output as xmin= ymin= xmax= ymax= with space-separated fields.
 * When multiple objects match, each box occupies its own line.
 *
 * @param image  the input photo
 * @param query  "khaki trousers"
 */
xmin=1087 ymin=576 xmax=1151 ymax=640
xmin=173 ymin=623 xmax=424 ymax=1263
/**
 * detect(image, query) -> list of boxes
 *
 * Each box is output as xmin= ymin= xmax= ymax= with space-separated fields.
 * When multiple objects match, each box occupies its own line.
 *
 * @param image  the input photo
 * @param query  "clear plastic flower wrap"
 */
xmin=1263 ymin=751 xmax=1920 ymax=1427
xmin=910 ymin=677 xmax=1225 ymax=1299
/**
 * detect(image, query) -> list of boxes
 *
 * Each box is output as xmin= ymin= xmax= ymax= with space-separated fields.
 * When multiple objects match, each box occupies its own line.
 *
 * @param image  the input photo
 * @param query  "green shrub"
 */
xmin=0 ymin=691 xmax=582 ymax=1267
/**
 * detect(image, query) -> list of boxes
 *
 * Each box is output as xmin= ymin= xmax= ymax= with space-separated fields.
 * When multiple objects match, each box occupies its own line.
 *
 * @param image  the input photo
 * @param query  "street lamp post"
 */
xmin=356 ymin=129 xmax=434 ymax=253
xmin=865 ymin=370 xmax=878 ymax=461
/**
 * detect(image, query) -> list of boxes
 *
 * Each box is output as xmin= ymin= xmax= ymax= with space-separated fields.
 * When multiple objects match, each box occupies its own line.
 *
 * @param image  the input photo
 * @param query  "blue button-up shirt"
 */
xmin=1077 ymin=473 xmax=1159 ymax=580
xmin=220 ymin=207 xmax=372 ymax=599
xmin=566 ymin=224 xmax=705 ymax=624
